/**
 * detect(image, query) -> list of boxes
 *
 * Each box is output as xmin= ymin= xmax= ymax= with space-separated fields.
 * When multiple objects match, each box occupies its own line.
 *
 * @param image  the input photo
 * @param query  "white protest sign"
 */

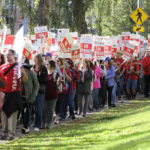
xmin=123 ymin=42 xmax=136 ymax=59
xmin=80 ymin=34 xmax=92 ymax=58
xmin=34 ymin=26 xmax=48 ymax=39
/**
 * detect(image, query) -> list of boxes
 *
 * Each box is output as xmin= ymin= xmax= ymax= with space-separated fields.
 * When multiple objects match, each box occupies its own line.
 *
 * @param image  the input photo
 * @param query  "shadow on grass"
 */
xmin=1 ymin=99 xmax=150 ymax=150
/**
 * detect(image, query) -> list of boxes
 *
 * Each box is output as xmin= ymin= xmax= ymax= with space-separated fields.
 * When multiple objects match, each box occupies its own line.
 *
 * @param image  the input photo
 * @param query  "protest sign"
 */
xmin=23 ymin=40 xmax=34 ymax=60
xmin=80 ymin=34 xmax=92 ymax=58
xmin=71 ymin=43 xmax=80 ymax=64
xmin=34 ymin=26 xmax=48 ymax=39
xmin=123 ymin=42 xmax=136 ymax=59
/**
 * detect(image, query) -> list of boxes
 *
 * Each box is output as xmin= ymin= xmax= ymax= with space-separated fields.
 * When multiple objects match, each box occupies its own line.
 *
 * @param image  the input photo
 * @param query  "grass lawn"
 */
xmin=1 ymin=99 xmax=150 ymax=150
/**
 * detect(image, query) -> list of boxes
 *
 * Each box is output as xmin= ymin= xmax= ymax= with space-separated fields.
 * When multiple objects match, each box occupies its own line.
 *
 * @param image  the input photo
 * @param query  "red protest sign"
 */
xmin=80 ymin=34 xmax=92 ymax=58
xmin=22 ymin=40 xmax=34 ymax=60
xmin=123 ymin=43 xmax=136 ymax=59
xmin=3 ymin=35 xmax=15 ymax=54
xmin=23 ymin=49 xmax=32 ymax=60
xmin=72 ymin=44 xmax=80 ymax=63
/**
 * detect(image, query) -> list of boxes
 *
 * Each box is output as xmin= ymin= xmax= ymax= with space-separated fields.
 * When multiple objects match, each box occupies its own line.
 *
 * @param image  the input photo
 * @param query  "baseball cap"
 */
xmin=104 ymin=57 xmax=111 ymax=62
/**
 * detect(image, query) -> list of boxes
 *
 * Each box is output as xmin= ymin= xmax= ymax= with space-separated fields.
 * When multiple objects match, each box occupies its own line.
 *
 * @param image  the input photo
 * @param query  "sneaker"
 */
xmin=54 ymin=120 xmax=59 ymax=124
xmin=8 ymin=136 xmax=15 ymax=141
xmin=46 ymin=125 xmax=51 ymax=129
xmin=72 ymin=115 xmax=76 ymax=120
xmin=22 ymin=128 xmax=30 ymax=134
xmin=111 ymin=104 xmax=116 ymax=107
xmin=34 ymin=128 xmax=39 ymax=132
xmin=0 ymin=135 xmax=7 ymax=140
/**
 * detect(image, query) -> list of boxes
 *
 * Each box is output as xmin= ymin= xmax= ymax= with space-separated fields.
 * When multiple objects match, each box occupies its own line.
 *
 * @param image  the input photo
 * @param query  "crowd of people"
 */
xmin=0 ymin=48 xmax=150 ymax=140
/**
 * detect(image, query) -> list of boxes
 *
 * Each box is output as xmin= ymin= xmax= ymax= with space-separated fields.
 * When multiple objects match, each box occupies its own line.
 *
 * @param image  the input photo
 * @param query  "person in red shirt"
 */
xmin=115 ymin=50 xmax=125 ymax=100
xmin=0 ymin=49 xmax=22 ymax=140
xmin=142 ymin=48 xmax=150 ymax=98
xmin=126 ymin=56 xmax=140 ymax=99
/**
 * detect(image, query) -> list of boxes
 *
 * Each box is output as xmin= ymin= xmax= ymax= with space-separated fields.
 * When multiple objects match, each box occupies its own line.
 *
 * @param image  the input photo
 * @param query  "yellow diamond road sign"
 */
xmin=130 ymin=8 xmax=149 ymax=26
xmin=133 ymin=26 xmax=144 ymax=32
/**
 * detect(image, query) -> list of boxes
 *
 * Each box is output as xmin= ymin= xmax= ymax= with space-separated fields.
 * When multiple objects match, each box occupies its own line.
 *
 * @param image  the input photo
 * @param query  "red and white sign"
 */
xmin=59 ymin=35 xmax=72 ymax=54
xmin=72 ymin=44 xmax=80 ymax=64
xmin=23 ymin=40 xmax=34 ymax=60
xmin=104 ymin=40 xmax=112 ymax=57
xmin=122 ymin=32 xmax=130 ymax=44
xmin=34 ymin=26 xmax=48 ymax=39
xmin=3 ymin=35 xmax=15 ymax=54
xmin=58 ymin=29 xmax=69 ymax=42
xmin=80 ymin=34 xmax=92 ymax=58
xmin=123 ymin=43 xmax=136 ymax=59
xmin=48 ymin=32 xmax=55 ymax=46
xmin=93 ymin=36 xmax=105 ymax=59
xmin=112 ymin=45 xmax=118 ymax=57
xmin=50 ymin=46 xmax=58 ymax=57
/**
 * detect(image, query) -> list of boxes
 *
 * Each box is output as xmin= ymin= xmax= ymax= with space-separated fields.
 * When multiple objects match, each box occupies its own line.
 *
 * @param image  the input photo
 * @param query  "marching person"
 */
xmin=142 ymin=48 xmax=150 ymax=99
xmin=115 ymin=50 xmax=125 ymax=100
xmin=126 ymin=56 xmax=140 ymax=100
xmin=33 ymin=54 xmax=48 ymax=131
xmin=105 ymin=57 xmax=115 ymax=107
xmin=21 ymin=60 xmax=39 ymax=134
xmin=42 ymin=60 xmax=60 ymax=129
xmin=0 ymin=49 xmax=22 ymax=140
xmin=78 ymin=59 xmax=92 ymax=117
xmin=92 ymin=61 xmax=102 ymax=110
xmin=99 ymin=60 xmax=107 ymax=108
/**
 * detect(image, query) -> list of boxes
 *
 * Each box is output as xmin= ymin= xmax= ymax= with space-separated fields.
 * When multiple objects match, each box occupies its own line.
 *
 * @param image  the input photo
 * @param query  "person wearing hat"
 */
xmin=142 ymin=48 xmax=150 ymax=99
xmin=21 ymin=59 xmax=39 ymax=134
xmin=43 ymin=52 xmax=52 ymax=64
xmin=115 ymin=50 xmax=125 ymax=100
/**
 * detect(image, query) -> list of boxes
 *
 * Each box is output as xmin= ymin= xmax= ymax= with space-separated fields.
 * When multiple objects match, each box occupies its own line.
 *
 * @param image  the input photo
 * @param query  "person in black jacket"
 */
xmin=78 ymin=59 xmax=92 ymax=117
xmin=33 ymin=54 xmax=48 ymax=131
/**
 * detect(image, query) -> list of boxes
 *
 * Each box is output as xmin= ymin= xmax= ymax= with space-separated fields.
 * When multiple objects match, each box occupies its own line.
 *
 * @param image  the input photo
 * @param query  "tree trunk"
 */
xmin=72 ymin=0 xmax=87 ymax=34
xmin=36 ymin=0 xmax=50 ymax=26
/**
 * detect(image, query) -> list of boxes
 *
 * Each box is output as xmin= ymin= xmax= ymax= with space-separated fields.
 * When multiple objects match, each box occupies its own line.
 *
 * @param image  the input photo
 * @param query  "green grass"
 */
xmin=1 ymin=99 xmax=150 ymax=150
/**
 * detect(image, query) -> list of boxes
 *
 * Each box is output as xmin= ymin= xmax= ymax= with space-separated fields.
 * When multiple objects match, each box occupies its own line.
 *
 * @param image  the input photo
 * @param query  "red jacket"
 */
xmin=142 ymin=56 xmax=150 ymax=75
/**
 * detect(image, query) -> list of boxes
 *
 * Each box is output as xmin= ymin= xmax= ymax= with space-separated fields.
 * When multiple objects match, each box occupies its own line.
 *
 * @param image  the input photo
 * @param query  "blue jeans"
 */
xmin=34 ymin=93 xmax=45 ymax=128
xmin=118 ymin=75 xmax=124 ymax=98
xmin=61 ymin=90 xmax=76 ymax=118
xmin=112 ymin=82 xmax=117 ymax=104
xmin=92 ymin=88 xmax=99 ymax=110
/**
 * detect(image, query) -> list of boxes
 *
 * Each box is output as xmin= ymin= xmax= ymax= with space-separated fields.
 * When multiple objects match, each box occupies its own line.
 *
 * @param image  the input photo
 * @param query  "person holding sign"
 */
xmin=115 ymin=50 xmax=125 ymax=100
xmin=126 ymin=56 xmax=140 ymax=100
xmin=142 ymin=48 xmax=150 ymax=99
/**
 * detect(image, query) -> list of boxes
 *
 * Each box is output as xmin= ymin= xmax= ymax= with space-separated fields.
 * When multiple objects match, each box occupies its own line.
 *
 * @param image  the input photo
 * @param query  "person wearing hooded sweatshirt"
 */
xmin=92 ymin=61 xmax=102 ymax=110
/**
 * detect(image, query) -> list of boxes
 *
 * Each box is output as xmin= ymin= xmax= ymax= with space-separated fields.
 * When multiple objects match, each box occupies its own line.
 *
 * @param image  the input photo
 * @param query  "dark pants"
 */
xmin=78 ymin=94 xmax=89 ymax=116
xmin=92 ymin=88 xmax=99 ymax=110
xmin=55 ymin=93 xmax=65 ymax=115
xmin=107 ymin=86 xmax=113 ymax=106
xmin=34 ymin=93 xmax=45 ymax=128
xmin=144 ymin=75 xmax=150 ymax=98
xmin=99 ymin=79 xmax=107 ymax=107
xmin=60 ymin=93 xmax=67 ymax=119
xmin=22 ymin=103 xmax=32 ymax=129
xmin=61 ymin=91 xmax=75 ymax=118
xmin=42 ymin=99 xmax=56 ymax=126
